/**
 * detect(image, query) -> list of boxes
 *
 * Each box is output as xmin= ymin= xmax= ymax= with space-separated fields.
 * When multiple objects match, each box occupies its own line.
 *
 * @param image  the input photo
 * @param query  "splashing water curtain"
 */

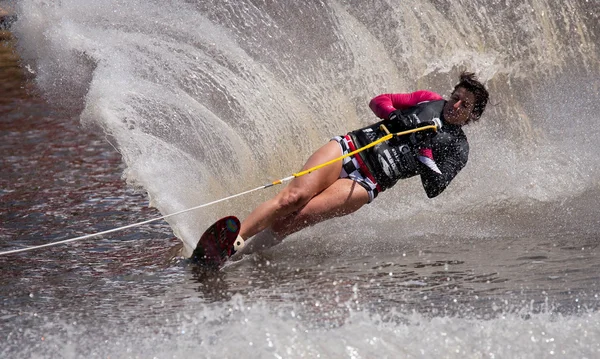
xmin=0 ymin=125 xmax=437 ymax=256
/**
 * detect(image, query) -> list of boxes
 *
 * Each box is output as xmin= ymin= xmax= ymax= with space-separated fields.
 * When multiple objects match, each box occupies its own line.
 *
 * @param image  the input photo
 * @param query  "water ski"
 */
xmin=191 ymin=216 xmax=241 ymax=268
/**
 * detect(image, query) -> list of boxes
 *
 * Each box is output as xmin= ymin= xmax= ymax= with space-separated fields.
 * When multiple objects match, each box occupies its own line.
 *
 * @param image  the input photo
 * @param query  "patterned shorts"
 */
xmin=332 ymin=135 xmax=379 ymax=203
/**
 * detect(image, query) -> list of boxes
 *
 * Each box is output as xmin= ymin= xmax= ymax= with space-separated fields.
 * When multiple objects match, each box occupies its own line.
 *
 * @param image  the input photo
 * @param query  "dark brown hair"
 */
xmin=454 ymin=71 xmax=489 ymax=122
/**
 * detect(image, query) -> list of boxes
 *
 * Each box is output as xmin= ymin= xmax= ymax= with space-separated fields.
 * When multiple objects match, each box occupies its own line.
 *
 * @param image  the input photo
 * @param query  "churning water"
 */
xmin=1 ymin=0 xmax=600 ymax=357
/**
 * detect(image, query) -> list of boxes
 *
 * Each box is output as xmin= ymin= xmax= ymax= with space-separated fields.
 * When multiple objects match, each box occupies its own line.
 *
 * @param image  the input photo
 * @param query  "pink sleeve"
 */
xmin=369 ymin=90 xmax=443 ymax=119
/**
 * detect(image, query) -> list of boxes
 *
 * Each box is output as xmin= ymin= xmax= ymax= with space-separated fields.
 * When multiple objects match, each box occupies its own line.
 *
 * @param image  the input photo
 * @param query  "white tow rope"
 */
xmin=1 ymin=125 xmax=438 ymax=256
xmin=0 ymin=184 xmax=272 ymax=256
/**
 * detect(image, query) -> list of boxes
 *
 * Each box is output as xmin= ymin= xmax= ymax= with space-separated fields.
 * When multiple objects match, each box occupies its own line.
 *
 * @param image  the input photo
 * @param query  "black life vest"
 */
xmin=348 ymin=100 xmax=445 ymax=191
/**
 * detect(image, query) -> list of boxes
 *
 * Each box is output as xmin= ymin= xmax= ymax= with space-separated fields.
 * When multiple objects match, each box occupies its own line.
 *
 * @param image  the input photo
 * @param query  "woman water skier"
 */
xmin=232 ymin=72 xmax=489 ymax=255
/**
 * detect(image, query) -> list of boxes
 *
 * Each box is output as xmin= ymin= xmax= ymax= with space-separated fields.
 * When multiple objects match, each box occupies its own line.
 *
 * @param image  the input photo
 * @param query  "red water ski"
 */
xmin=191 ymin=216 xmax=241 ymax=267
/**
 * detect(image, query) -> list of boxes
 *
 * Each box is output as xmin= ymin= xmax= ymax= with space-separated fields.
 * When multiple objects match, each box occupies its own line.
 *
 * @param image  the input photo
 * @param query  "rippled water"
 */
xmin=2 ymin=94 xmax=600 ymax=355
xmin=2 ymin=0 xmax=600 ymax=357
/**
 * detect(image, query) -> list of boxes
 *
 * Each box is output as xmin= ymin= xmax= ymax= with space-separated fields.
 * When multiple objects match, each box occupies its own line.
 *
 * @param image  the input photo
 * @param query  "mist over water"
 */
xmin=12 ymin=0 xmax=600 ymax=253
xmin=3 ymin=0 xmax=600 ymax=357
xmin=10 ymin=1 xmax=599 ymax=255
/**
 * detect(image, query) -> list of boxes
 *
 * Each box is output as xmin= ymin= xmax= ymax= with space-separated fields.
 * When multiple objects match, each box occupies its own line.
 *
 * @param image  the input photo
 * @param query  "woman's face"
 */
xmin=443 ymin=87 xmax=476 ymax=125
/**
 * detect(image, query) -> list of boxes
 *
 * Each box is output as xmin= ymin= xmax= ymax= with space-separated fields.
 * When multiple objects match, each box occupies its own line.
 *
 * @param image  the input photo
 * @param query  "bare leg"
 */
xmin=239 ymin=140 xmax=344 ymax=240
xmin=231 ymin=179 xmax=369 ymax=260
xmin=272 ymin=178 xmax=369 ymax=237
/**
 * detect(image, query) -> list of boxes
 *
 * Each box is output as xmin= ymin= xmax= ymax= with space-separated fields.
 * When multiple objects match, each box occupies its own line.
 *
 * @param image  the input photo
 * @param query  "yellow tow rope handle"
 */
xmin=290 ymin=124 xmax=437 ymax=179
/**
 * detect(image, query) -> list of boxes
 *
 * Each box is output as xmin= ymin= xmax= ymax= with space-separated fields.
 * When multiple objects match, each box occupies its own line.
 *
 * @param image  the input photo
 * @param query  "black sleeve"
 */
xmin=419 ymin=138 xmax=469 ymax=198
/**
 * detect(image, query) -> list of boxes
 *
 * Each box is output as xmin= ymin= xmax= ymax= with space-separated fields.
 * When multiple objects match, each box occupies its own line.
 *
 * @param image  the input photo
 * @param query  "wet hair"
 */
xmin=453 ymin=71 xmax=489 ymax=122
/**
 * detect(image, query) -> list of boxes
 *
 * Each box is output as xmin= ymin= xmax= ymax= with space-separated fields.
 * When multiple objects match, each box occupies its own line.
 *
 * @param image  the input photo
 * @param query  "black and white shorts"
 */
xmin=332 ymin=135 xmax=379 ymax=203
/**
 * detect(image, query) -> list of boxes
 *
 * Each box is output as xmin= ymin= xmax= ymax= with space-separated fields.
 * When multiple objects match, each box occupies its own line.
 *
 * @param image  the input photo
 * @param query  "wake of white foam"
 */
xmin=6 ymin=295 xmax=600 ymax=358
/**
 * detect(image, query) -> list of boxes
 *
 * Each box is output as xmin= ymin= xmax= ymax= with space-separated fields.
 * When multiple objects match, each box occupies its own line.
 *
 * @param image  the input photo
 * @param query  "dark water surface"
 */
xmin=1 ymin=28 xmax=181 ymax=337
xmin=2 ymin=1 xmax=600 ymax=356
xmin=2 ymin=84 xmax=600 ymax=354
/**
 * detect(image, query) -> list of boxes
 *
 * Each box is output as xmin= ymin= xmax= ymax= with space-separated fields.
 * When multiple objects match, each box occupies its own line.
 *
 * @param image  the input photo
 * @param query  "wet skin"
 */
xmin=239 ymin=88 xmax=478 ymax=243
xmin=443 ymin=87 xmax=476 ymax=126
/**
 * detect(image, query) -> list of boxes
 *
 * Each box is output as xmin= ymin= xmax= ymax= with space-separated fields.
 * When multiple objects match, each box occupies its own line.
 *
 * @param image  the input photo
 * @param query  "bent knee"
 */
xmin=276 ymin=187 xmax=311 ymax=212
